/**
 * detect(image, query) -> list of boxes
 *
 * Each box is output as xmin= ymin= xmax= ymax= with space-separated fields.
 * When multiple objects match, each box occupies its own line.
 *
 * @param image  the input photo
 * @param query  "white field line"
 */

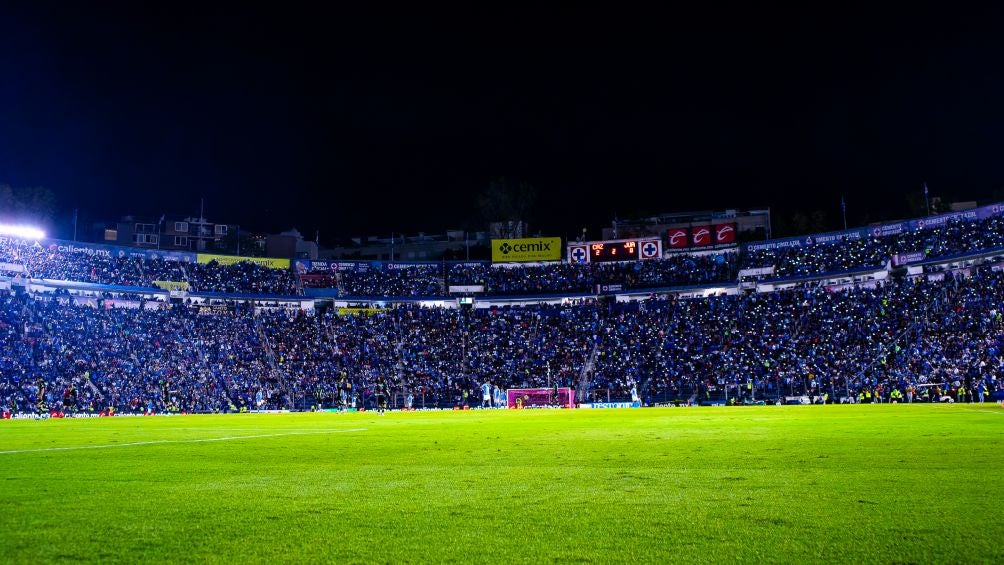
xmin=0 ymin=428 xmax=367 ymax=455
xmin=147 ymin=428 xmax=359 ymax=432
xmin=961 ymin=408 xmax=1003 ymax=415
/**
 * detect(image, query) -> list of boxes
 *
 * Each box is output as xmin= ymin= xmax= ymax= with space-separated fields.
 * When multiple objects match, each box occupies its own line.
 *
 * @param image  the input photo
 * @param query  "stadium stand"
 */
xmin=2 ymin=267 xmax=1002 ymax=414
xmin=0 ymin=239 xmax=299 ymax=296
xmin=3 ymin=205 xmax=1004 ymax=415
xmin=444 ymin=252 xmax=737 ymax=296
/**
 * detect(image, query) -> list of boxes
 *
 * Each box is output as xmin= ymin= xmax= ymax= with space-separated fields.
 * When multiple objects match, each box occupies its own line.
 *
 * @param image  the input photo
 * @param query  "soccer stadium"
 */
xmin=4 ymin=6 xmax=1004 ymax=564
xmin=3 ymin=201 xmax=1004 ymax=562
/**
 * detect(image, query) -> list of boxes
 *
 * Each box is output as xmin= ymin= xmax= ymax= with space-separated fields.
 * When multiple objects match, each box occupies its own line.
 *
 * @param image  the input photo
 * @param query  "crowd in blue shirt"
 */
xmin=2 ymin=266 xmax=1002 ymax=414
xmin=2 ymin=210 xmax=1004 ymax=415
xmin=6 ymin=212 xmax=1004 ymax=299
xmin=744 ymin=216 xmax=1004 ymax=280
xmin=0 ymin=239 xmax=299 ymax=295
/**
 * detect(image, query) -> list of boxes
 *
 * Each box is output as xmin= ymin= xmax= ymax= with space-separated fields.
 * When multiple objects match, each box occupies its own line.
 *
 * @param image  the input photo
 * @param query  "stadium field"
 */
xmin=1 ymin=405 xmax=1002 ymax=563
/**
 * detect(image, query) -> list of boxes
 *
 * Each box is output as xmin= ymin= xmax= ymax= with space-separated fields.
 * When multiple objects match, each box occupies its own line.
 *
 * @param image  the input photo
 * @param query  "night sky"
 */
xmin=3 ymin=5 xmax=1004 ymax=243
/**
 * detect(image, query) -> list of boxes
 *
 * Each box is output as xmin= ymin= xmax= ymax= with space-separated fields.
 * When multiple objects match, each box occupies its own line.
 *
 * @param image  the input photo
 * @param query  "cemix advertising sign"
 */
xmin=196 ymin=253 xmax=290 ymax=270
xmin=491 ymin=237 xmax=562 ymax=262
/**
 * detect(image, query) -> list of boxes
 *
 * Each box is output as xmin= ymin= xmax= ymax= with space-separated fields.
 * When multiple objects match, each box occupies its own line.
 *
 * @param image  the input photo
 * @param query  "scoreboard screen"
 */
xmin=590 ymin=241 xmax=637 ymax=262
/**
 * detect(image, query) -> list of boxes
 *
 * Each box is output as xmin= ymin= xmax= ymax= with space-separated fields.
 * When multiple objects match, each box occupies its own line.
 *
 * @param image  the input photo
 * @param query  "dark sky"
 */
xmin=3 ymin=5 xmax=1004 ymax=243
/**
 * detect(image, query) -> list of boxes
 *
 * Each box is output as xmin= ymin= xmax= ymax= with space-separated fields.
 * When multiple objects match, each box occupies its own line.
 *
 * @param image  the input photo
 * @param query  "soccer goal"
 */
xmin=506 ymin=387 xmax=575 ymax=408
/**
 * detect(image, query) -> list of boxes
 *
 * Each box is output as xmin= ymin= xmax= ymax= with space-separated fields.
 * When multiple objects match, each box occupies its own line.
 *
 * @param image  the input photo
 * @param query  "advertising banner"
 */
xmin=45 ymin=240 xmax=149 ymax=260
xmin=744 ymin=228 xmax=869 ymax=252
xmin=746 ymin=202 xmax=1004 ymax=254
xmin=151 ymin=280 xmax=190 ymax=291
xmin=145 ymin=250 xmax=198 ymax=263
xmin=299 ymin=260 xmax=457 ymax=273
xmin=666 ymin=228 xmax=689 ymax=249
xmin=491 ymin=237 xmax=562 ymax=263
xmin=691 ymin=225 xmax=712 ymax=246
xmin=578 ymin=402 xmax=641 ymax=409
xmin=738 ymin=266 xmax=775 ymax=278
xmin=804 ymin=228 xmax=868 ymax=246
xmin=309 ymin=260 xmax=357 ymax=273
xmin=0 ymin=236 xmax=198 ymax=263
xmin=383 ymin=262 xmax=442 ymax=271
xmin=567 ymin=244 xmax=589 ymax=264
xmin=909 ymin=203 xmax=1004 ymax=231
xmin=596 ymin=284 xmax=623 ymax=294
xmin=49 ymin=240 xmax=197 ymax=262
xmin=197 ymin=253 xmax=290 ymax=269
xmin=713 ymin=223 xmax=736 ymax=245
xmin=869 ymin=222 xmax=906 ymax=238
xmin=639 ymin=239 xmax=662 ymax=259
xmin=297 ymin=260 xmax=377 ymax=273
xmin=333 ymin=307 xmax=383 ymax=317
xmin=448 ymin=285 xmax=485 ymax=293
xmin=891 ymin=251 xmax=927 ymax=266
xmin=194 ymin=304 xmax=235 ymax=315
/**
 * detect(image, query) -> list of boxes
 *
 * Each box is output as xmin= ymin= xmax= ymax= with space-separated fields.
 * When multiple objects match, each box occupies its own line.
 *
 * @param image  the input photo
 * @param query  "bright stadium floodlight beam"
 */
xmin=0 ymin=224 xmax=46 ymax=240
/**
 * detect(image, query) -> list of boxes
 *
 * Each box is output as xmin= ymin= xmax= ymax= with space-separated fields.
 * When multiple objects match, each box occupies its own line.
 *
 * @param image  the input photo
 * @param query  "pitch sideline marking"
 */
xmin=0 ymin=428 xmax=367 ymax=455
xmin=961 ymin=408 xmax=1003 ymax=415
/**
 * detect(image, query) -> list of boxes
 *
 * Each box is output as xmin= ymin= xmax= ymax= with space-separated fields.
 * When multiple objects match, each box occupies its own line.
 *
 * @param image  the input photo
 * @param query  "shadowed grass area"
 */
xmin=1 ymin=405 xmax=1002 ymax=563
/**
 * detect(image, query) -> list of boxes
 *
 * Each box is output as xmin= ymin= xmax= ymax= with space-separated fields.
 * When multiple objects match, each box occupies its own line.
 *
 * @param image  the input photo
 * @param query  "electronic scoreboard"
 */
xmin=567 ymin=238 xmax=661 ymax=264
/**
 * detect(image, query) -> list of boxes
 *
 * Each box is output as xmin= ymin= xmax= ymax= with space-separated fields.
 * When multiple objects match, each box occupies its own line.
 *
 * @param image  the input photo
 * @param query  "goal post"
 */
xmin=506 ymin=387 xmax=575 ymax=409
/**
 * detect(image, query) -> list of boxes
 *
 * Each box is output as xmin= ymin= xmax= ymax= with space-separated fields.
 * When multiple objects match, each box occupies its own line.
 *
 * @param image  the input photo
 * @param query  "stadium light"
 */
xmin=0 ymin=224 xmax=46 ymax=240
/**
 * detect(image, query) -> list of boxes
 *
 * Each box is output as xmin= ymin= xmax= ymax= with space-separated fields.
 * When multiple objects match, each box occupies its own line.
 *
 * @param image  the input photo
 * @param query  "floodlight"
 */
xmin=0 ymin=224 xmax=46 ymax=240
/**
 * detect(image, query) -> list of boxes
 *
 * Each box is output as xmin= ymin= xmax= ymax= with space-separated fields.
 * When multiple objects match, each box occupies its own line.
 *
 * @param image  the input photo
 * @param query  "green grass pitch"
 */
xmin=1 ymin=405 xmax=1002 ymax=563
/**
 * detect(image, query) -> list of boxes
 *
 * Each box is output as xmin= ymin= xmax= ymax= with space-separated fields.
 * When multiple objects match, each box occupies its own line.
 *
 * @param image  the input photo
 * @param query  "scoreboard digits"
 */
xmin=590 ymin=241 xmax=637 ymax=262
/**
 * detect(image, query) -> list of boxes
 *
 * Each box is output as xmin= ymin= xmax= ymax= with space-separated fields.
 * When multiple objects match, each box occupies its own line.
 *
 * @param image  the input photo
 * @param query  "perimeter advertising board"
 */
xmin=491 ymin=237 xmax=561 ymax=263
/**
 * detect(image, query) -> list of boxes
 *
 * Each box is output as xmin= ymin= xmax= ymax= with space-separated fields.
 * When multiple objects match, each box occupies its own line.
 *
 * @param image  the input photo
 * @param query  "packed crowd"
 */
xmin=338 ymin=265 xmax=443 ymax=297
xmin=185 ymin=261 xmax=299 ymax=295
xmin=890 ymin=215 xmax=1004 ymax=260
xmin=312 ymin=214 xmax=1004 ymax=295
xmin=2 ymin=264 xmax=1003 ymax=414
xmin=6 ymin=212 xmax=1004 ymax=300
xmin=443 ymin=252 xmax=738 ymax=296
xmin=0 ymin=240 xmax=144 ymax=285
xmin=447 ymin=263 xmax=591 ymax=295
xmin=0 ymin=239 xmax=299 ymax=295
xmin=1 ymin=212 xmax=1004 ymax=416
xmin=612 ymin=270 xmax=1004 ymax=405
xmin=742 ymin=240 xmax=888 ymax=279
xmin=744 ymin=215 xmax=1004 ymax=280
xmin=0 ymin=293 xmax=288 ymax=414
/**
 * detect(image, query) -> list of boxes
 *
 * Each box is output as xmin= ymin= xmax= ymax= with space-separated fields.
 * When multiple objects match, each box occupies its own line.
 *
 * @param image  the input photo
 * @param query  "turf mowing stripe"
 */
xmin=0 ymin=428 xmax=368 ymax=455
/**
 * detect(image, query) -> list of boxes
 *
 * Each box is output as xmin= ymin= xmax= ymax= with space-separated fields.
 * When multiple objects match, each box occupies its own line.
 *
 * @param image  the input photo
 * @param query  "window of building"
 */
xmin=215 ymin=224 xmax=228 ymax=235
xmin=132 ymin=234 xmax=158 ymax=245
xmin=175 ymin=222 xmax=188 ymax=233
xmin=174 ymin=236 xmax=188 ymax=246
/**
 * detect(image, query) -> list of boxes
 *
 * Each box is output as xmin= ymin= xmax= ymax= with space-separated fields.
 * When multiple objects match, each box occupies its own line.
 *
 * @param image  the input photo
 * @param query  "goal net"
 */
xmin=506 ymin=387 xmax=575 ymax=408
